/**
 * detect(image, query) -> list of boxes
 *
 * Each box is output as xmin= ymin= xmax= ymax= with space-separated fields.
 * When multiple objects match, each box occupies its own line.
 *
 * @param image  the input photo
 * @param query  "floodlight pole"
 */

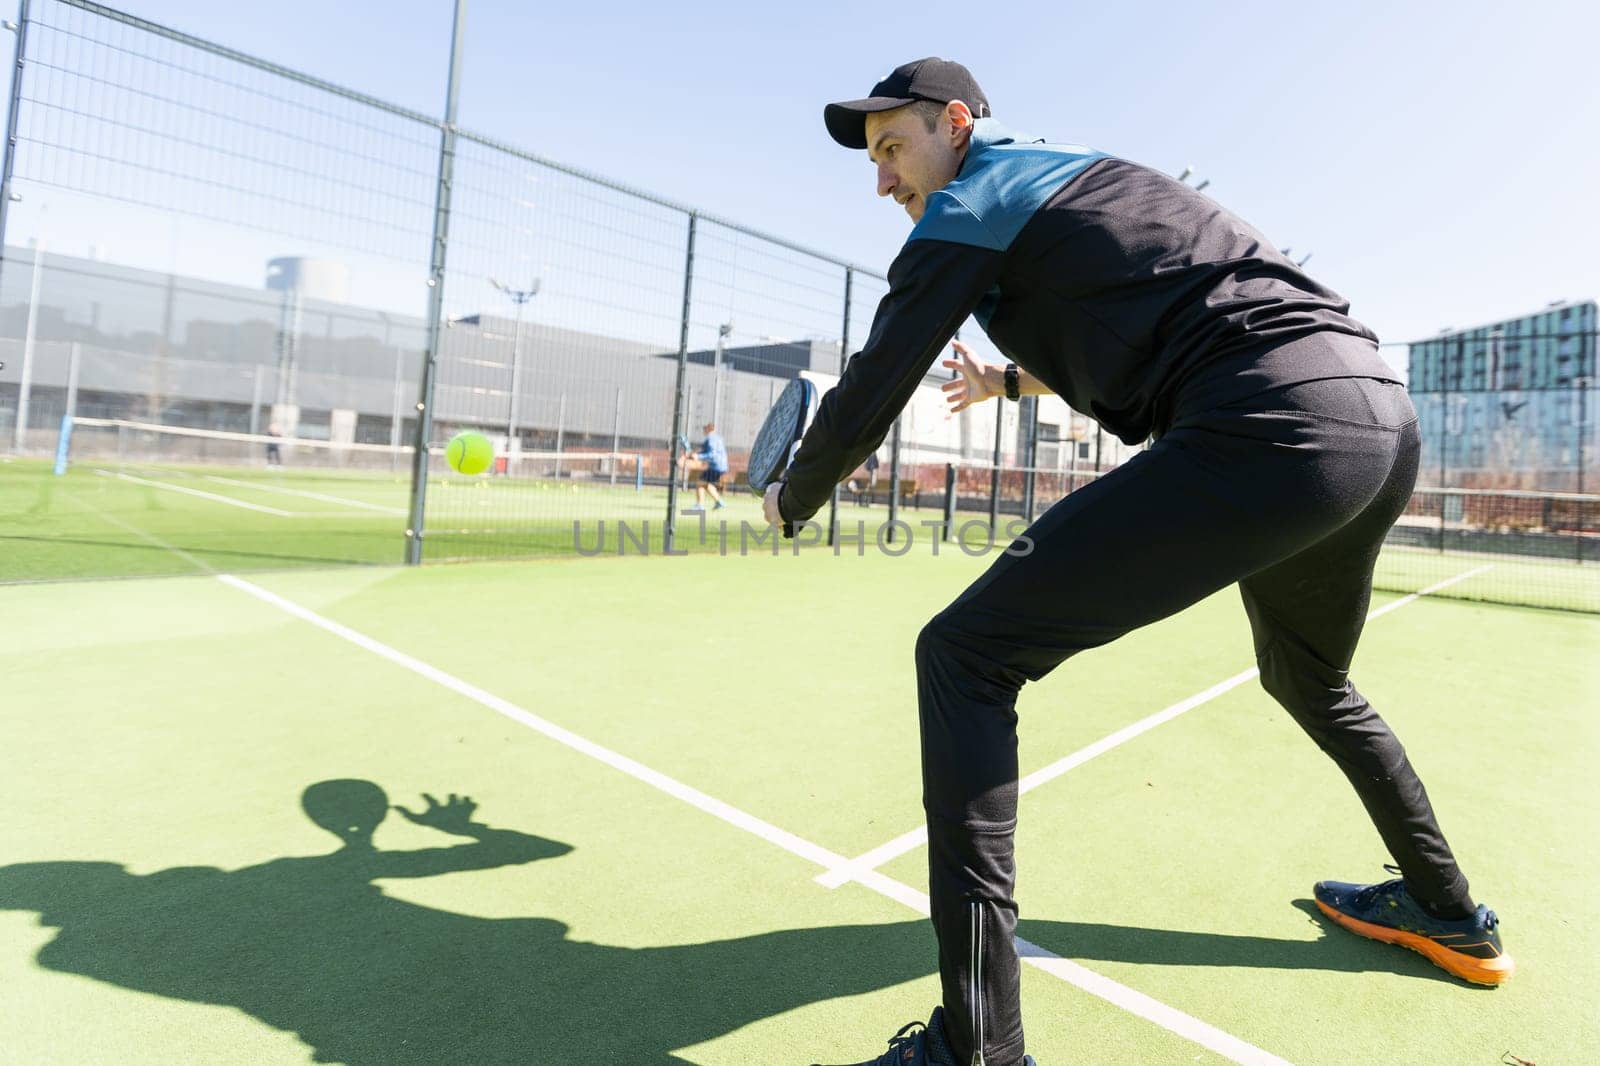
xmin=490 ymin=276 xmax=539 ymax=447
xmin=404 ymin=0 xmax=466 ymax=565
xmin=712 ymin=320 xmax=732 ymax=428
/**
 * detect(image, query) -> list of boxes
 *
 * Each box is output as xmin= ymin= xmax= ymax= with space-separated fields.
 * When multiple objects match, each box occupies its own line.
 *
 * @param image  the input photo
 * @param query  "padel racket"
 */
xmin=747 ymin=377 xmax=818 ymax=536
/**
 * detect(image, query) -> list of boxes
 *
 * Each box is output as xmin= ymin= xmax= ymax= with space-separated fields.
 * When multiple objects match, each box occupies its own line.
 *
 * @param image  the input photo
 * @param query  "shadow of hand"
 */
xmin=393 ymin=792 xmax=480 ymax=836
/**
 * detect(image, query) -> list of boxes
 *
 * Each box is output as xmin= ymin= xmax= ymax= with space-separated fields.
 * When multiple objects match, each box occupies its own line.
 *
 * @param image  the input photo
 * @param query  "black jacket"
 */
xmin=779 ymin=120 xmax=1395 ymax=523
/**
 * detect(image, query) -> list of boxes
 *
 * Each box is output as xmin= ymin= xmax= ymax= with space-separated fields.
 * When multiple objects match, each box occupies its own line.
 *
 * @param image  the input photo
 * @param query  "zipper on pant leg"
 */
xmin=969 ymin=900 xmax=986 ymax=1066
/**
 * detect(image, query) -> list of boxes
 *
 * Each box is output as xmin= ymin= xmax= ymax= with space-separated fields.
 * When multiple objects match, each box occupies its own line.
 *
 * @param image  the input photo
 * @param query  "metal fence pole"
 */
xmin=0 ymin=0 xmax=30 ymax=305
xmin=1578 ymin=377 xmax=1589 ymax=564
xmin=250 ymin=364 xmax=264 ymax=436
xmin=64 ymin=339 xmax=79 ymax=417
xmin=827 ymin=266 xmax=852 ymax=545
xmin=988 ymin=401 xmax=1003 ymax=531
xmin=611 ymin=386 xmax=621 ymax=485
xmin=1020 ymin=395 xmax=1038 ymax=522
xmin=886 ymin=416 xmax=902 ymax=541
xmin=403 ymin=0 xmax=467 ymax=566
xmin=12 ymin=240 xmax=41 ymax=451
xmin=942 ymin=462 xmax=956 ymax=541
xmin=554 ymin=393 xmax=566 ymax=476
xmin=665 ymin=212 xmax=697 ymax=554
xmin=389 ymin=345 xmax=403 ymax=469
xmin=1576 ymin=376 xmax=1587 ymax=498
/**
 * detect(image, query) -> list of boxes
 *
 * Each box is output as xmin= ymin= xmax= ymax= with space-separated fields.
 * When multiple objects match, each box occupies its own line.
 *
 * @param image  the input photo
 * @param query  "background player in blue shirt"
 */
xmin=683 ymin=422 xmax=728 ymax=513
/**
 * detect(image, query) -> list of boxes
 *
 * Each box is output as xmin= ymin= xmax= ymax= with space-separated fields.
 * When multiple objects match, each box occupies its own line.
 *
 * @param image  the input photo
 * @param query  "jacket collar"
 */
xmin=959 ymin=118 xmax=1042 ymax=177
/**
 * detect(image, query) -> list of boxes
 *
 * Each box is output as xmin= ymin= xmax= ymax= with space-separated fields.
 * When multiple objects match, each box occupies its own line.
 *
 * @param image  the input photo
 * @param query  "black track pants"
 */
xmin=916 ymin=375 xmax=1470 ymax=1065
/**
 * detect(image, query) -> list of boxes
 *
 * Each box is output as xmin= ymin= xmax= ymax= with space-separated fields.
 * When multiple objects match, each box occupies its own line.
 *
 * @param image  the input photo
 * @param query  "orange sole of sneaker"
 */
xmin=1315 ymin=899 xmax=1515 ymax=986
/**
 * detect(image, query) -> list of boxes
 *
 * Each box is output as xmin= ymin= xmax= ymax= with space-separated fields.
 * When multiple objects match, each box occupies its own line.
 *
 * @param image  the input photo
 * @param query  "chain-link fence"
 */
xmin=0 ymin=0 xmax=1130 ymax=579
xmin=0 ymin=0 xmax=1592 ymax=611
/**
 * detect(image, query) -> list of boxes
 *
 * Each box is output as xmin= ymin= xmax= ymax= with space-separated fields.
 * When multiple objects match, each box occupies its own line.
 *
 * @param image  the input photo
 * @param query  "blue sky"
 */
xmin=17 ymin=0 xmax=1600 ymax=355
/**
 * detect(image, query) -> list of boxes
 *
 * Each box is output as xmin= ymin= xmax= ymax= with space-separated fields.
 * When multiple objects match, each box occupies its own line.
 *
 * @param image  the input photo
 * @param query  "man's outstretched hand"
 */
xmin=394 ymin=792 xmax=480 ymax=836
xmin=940 ymin=339 xmax=1002 ymax=415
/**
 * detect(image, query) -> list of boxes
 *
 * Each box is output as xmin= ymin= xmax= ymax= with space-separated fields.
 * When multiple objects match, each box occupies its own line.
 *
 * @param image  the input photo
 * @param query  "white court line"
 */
xmin=217 ymin=572 xmax=1290 ymax=1066
xmin=71 ymin=484 xmax=217 ymax=574
xmin=816 ymin=562 xmax=1497 ymax=890
xmin=202 ymin=475 xmax=407 ymax=515
xmin=216 ymin=574 xmax=848 ymax=872
xmin=107 ymin=470 xmax=296 ymax=516
xmin=1365 ymin=564 xmax=1494 ymax=620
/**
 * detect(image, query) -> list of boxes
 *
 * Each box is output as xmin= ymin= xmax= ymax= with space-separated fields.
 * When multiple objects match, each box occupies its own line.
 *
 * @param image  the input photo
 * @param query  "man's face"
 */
xmin=864 ymin=101 xmax=973 ymax=223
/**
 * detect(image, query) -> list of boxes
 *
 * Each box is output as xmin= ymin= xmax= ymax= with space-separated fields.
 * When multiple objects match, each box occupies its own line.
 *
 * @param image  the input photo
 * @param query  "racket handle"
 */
xmin=782 ymin=520 xmax=794 ymax=539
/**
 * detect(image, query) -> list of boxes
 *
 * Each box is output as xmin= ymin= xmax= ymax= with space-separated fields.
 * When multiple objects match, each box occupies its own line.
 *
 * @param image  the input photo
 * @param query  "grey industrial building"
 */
xmin=0 ymin=246 xmax=1136 ymax=476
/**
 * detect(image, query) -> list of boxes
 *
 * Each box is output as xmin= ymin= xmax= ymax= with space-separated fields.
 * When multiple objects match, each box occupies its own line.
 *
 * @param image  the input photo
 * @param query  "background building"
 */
xmin=0 ymin=247 xmax=1140 ymax=474
xmin=1408 ymin=300 xmax=1597 ymax=491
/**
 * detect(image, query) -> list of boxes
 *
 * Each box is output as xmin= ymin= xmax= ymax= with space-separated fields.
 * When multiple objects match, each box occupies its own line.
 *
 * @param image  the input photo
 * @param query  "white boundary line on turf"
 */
xmin=68 ymin=490 xmax=217 ymax=574
xmin=216 ymin=574 xmax=849 ymax=871
xmin=216 ymin=571 xmax=1290 ymax=1066
xmin=105 ymin=470 xmax=296 ymax=516
xmin=202 ymin=475 xmax=408 ymax=515
xmin=816 ymin=562 xmax=1497 ymax=890
xmin=1365 ymin=564 xmax=1493 ymax=620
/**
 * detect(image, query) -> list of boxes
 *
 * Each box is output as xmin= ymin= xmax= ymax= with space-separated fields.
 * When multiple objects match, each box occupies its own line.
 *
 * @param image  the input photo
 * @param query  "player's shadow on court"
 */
xmin=0 ymin=779 xmax=938 ymax=1064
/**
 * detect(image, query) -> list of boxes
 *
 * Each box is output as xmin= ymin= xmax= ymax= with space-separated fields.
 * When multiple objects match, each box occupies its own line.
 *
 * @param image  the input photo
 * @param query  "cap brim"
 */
xmin=824 ymin=96 xmax=916 ymax=149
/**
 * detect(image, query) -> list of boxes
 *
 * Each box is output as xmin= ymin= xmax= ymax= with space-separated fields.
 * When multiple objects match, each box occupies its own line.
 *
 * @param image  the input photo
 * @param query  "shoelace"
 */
xmin=881 ymin=1019 xmax=926 ymax=1057
xmin=810 ymin=1020 xmax=925 ymax=1066
xmin=1352 ymin=865 xmax=1406 ymax=910
xmin=1352 ymin=864 xmax=1498 ymax=930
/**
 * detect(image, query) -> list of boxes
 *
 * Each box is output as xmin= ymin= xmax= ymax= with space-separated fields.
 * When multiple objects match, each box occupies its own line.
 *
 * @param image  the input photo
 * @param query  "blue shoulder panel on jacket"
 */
xmin=908 ymin=119 xmax=1107 ymax=253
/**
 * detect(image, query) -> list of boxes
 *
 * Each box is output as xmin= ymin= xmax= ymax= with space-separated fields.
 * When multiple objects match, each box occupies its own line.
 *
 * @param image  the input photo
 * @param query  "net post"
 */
xmin=52 ymin=414 xmax=71 ymax=475
xmin=404 ymin=0 xmax=467 ymax=566
xmin=51 ymin=339 xmax=79 ymax=475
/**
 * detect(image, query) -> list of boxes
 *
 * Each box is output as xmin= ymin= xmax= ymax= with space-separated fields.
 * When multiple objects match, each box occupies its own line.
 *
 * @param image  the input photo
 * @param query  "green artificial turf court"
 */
xmin=3 ymin=544 xmax=1596 ymax=1064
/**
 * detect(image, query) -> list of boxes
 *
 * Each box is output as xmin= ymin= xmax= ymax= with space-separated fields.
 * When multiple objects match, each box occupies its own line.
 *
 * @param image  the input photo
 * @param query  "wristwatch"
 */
xmin=1003 ymin=363 xmax=1020 ymax=402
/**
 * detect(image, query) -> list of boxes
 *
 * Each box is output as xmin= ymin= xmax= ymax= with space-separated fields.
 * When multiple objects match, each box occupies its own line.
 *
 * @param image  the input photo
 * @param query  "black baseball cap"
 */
xmin=824 ymin=57 xmax=991 ymax=150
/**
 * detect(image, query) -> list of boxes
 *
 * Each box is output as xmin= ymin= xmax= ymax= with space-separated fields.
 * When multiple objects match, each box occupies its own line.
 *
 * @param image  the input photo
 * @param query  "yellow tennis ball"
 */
xmin=445 ymin=431 xmax=494 ymax=475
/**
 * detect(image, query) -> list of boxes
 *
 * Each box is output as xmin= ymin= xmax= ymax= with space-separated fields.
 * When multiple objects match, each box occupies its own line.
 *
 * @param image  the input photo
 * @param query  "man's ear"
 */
xmin=944 ymin=100 xmax=975 ymax=143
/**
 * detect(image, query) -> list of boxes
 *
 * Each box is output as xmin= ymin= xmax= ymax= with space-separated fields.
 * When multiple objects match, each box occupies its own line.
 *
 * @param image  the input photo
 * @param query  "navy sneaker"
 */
xmin=810 ymin=1007 xmax=1037 ymax=1066
xmin=1314 ymin=868 xmax=1514 ymax=985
